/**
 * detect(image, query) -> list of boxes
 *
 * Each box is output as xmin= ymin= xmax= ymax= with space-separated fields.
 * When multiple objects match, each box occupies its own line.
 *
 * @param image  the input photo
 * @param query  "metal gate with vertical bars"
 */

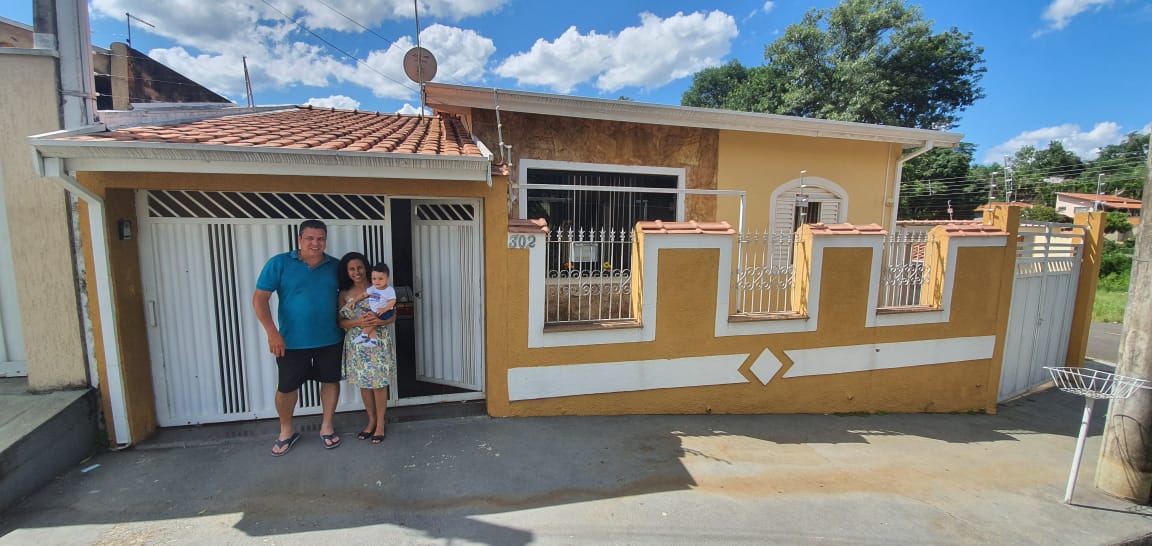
xmin=411 ymin=200 xmax=485 ymax=391
xmin=999 ymin=222 xmax=1084 ymax=401
xmin=139 ymin=190 xmax=392 ymax=426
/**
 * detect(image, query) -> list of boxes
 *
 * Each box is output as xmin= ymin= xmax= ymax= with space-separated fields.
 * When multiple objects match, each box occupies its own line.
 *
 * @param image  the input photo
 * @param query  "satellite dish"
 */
xmin=403 ymin=47 xmax=437 ymax=84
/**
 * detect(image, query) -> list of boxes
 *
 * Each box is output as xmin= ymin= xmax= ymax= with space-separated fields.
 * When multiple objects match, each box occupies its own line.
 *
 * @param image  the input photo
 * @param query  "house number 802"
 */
xmin=507 ymin=234 xmax=537 ymax=249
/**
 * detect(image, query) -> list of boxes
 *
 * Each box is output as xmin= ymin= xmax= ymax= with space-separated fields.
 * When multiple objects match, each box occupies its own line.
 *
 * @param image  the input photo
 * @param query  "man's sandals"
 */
xmin=321 ymin=433 xmax=342 ymax=449
xmin=270 ymin=432 xmax=300 ymax=457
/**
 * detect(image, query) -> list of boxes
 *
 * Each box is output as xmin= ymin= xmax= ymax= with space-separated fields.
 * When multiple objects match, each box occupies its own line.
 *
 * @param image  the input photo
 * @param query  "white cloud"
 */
xmin=92 ymin=0 xmax=507 ymax=43
xmin=417 ymin=24 xmax=495 ymax=82
xmin=495 ymin=11 xmax=738 ymax=93
xmin=984 ymin=122 xmax=1126 ymax=162
xmin=397 ymin=103 xmax=433 ymax=115
xmin=1142 ymin=122 xmax=1151 ymax=135
xmin=762 ymin=1 xmax=776 ymax=14
xmin=90 ymin=0 xmax=495 ymax=103
xmin=1036 ymin=0 xmax=1112 ymax=34
xmin=306 ymin=95 xmax=361 ymax=110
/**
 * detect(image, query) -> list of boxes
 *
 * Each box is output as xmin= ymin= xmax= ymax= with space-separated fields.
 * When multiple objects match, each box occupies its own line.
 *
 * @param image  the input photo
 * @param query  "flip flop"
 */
xmin=321 ymin=433 xmax=342 ymax=449
xmin=371 ymin=435 xmax=384 ymax=444
xmin=356 ymin=430 xmax=373 ymax=441
xmin=271 ymin=432 xmax=300 ymax=457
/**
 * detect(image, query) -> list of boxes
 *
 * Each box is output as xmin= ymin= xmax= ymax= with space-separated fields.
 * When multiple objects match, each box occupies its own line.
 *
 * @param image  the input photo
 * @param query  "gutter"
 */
xmin=888 ymin=141 xmax=937 ymax=232
xmin=38 ymin=155 xmax=133 ymax=448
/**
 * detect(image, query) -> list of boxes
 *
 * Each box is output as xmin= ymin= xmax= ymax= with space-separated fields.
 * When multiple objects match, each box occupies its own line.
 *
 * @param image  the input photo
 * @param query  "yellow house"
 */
xmin=426 ymin=83 xmax=961 ymax=234
xmin=24 ymin=84 xmax=1101 ymax=446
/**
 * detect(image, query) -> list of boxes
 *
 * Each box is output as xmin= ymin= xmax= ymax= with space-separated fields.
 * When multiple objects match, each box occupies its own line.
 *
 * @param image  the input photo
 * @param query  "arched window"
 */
xmin=769 ymin=177 xmax=848 ymax=234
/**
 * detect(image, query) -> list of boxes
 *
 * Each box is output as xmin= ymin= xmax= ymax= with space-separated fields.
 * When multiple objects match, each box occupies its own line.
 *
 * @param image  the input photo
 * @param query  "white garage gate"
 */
xmin=138 ymin=190 xmax=487 ymax=426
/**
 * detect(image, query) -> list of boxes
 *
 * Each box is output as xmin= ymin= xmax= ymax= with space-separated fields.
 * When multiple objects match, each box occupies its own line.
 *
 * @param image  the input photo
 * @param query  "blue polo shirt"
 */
xmin=256 ymin=250 xmax=343 ymax=350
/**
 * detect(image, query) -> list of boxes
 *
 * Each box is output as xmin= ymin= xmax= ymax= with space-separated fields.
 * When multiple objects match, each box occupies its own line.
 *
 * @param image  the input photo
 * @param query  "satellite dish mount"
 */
xmin=405 ymin=1 xmax=437 ymax=116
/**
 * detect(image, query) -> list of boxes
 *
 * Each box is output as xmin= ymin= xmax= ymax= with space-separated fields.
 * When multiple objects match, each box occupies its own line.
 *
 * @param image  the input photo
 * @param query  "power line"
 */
xmin=901 ymin=157 xmax=1149 ymax=190
xmin=311 ymin=0 xmax=472 ymax=88
xmin=258 ymin=0 xmax=418 ymax=95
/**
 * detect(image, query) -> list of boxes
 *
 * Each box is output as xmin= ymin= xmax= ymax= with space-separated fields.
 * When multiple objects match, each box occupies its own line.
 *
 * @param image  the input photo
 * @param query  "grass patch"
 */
xmin=1093 ymin=289 xmax=1128 ymax=323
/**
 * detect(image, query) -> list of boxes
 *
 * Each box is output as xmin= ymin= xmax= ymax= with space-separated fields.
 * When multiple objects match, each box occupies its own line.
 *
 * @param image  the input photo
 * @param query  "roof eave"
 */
xmin=425 ymin=83 xmax=964 ymax=147
xmin=30 ymin=138 xmax=492 ymax=182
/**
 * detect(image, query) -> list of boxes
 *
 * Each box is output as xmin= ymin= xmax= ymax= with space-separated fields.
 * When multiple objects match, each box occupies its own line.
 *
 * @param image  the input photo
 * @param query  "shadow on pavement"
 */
xmin=0 ymin=385 xmax=1117 ymax=543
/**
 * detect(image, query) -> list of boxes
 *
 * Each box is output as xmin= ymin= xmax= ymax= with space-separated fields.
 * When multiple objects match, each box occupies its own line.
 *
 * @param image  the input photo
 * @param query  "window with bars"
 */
xmin=526 ymin=168 xmax=678 ymax=324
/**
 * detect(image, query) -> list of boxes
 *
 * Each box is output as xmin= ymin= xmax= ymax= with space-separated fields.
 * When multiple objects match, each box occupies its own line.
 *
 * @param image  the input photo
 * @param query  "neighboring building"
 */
xmin=1055 ymin=192 xmax=1141 ymax=219
xmin=1 ymin=17 xmax=230 ymax=111
xmin=0 ymin=16 xmax=232 ymax=382
xmin=1055 ymin=192 xmax=1141 ymax=240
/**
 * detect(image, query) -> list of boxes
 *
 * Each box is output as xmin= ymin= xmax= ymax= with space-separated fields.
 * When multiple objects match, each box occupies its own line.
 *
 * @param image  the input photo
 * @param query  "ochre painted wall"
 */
xmin=491 ymin=231 xmax=1008 ymax=417
xmin=468 ymin=110 xmax=721 ymax=221
xmin=103 ymin=189 xmax=157 ymax=440
xmin=0 ymin=52 xmax=88 ymax=390
xmin=716 ymin=131 xmax=899 ymax=230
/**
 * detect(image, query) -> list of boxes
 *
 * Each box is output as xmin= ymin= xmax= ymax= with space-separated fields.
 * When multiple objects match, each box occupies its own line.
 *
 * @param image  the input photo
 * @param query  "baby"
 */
xmin=353 ymin=261 xmax=396 ymax=347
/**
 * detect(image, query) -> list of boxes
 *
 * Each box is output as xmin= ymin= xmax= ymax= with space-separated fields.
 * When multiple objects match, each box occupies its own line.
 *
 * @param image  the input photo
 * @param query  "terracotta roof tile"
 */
xmin=939 ymin=223 xmax=1008 ymax=237
xmin=806 ymin=223 xmax=887 ymax=236
xmin=1057 ymin=192 xmax=1143 ymax=207
xmin=636 ymin=220 xmax=735 ymax=235
xmin=508 ymin=218 xmax=549 ymax=234
xmin=58 ymin=107 xmax=486 ymax=159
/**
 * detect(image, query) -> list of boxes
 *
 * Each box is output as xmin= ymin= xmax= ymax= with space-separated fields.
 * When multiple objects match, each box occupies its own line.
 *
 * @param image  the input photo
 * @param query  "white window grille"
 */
xmin=545 ymin=227 xmax=634 ymax=324
xmin=733 ymin=229 xmax=799 ymax=315
xmin=878 ymin=230 xmax=935 ymax=308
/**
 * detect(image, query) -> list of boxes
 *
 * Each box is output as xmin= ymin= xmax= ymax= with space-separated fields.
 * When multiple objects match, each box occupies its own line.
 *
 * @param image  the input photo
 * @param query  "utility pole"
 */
xmin=1096 ymin=173 xmax=1105 ymax=211
xmin=1096 ymin=148 xmax=1152 ymax=503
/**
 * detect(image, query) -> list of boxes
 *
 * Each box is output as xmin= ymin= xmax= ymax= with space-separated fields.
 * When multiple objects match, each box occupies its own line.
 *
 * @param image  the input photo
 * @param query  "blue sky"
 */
xmin=4 ymin=0 xmax=1150 ymax=164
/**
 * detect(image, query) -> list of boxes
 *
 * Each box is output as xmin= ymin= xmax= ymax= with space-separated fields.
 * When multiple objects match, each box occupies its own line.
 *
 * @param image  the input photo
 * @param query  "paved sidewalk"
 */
xmin=2 ymin=386 xmax=1151 ymax=545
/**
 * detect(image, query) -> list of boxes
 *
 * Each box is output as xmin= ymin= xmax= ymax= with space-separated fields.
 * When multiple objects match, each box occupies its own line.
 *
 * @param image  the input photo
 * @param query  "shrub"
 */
xmin=1098 ymin=271 xmax=1131 ymax=292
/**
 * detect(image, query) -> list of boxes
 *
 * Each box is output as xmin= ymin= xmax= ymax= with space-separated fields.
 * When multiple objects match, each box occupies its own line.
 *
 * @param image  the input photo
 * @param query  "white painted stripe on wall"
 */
xmin=783 ymin=336 xmax=996 ymax=378
xmin=508 ymin=354 xmax=750 ymax=401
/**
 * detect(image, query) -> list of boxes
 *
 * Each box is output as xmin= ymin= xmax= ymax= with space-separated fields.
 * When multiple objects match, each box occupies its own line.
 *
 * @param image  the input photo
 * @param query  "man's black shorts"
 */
xmin=275 ymin=342 xmax=343 ymax=393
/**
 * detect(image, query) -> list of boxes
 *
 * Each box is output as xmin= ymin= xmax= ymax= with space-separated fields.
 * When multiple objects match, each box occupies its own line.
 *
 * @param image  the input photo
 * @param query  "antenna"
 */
xmin=242 ymin=56 xmax=254 ymax=108
xmin=797 ymin=170 xmax=810 ymax=226
xmin=125 ymin=12 xmax=155 ymax=48
xmin=401 ymin=0 xmax=434 ymax=116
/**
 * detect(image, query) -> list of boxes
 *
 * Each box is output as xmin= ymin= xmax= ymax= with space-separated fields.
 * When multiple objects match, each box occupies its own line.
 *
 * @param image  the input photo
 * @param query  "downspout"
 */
xmin=890 ymin=140 xmax=936 ymax=233
xmin=38 ymin=156 xmax=132 ymax=448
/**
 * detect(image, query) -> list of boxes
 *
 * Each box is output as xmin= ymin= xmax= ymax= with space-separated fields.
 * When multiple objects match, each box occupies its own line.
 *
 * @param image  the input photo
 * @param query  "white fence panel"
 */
xmin=999 ymin=222 xmax=1084 ymax=401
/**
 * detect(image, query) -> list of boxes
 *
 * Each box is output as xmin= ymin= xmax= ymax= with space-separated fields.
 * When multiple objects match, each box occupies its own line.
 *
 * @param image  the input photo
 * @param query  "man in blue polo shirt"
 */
xmin=253 ymin=219 xmax=344 ymax=456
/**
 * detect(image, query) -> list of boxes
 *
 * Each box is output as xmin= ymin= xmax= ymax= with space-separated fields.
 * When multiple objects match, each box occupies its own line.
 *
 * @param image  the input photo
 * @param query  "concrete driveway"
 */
xmin=2 ymin=387 xmax=1151 ymax=545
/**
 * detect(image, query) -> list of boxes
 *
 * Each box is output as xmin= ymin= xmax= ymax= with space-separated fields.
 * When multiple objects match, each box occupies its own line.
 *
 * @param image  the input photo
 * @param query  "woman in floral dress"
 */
xmin=337 ymin=252 xmax=396 ymax=444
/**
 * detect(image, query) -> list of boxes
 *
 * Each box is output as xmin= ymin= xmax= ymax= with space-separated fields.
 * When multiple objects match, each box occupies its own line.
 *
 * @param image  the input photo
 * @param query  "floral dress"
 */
xmin=341 ymin=294 xmax=396 ymax=389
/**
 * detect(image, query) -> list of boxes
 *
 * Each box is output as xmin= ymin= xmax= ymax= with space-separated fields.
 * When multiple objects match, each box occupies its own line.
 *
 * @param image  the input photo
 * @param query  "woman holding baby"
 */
xmin=336 ymin=252 xmax=397 ymax=444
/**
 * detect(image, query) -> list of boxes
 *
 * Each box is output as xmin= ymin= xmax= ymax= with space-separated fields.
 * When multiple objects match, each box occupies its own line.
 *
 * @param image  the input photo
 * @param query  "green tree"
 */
xmin=683 ymin=0 xmax=987 ymax=130
xmin=1020 ymin=205 xmax=1072 ymax=223
xmin=1082 ymin=132 xmax=1149 ymax=200
xmin=900 ymin=143 xmax=984 ymax=219
xmin=1104 ymin=211 xmax=1134 ymax=235
xmin=681 ymin=60 xmax=751 ymax=109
